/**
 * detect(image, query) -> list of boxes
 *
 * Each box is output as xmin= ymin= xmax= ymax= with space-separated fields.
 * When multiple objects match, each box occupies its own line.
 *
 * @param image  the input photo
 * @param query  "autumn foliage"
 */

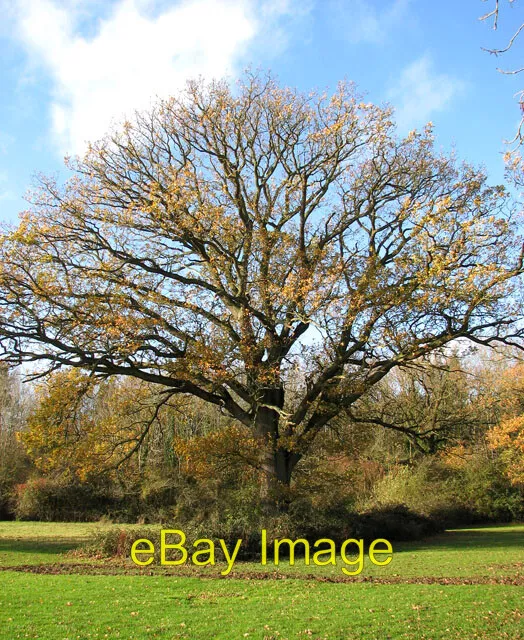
xmin=487 ymin=364 xmax=524 ymax=486
xmin=19 ymin=370 xmax=177 ymax=482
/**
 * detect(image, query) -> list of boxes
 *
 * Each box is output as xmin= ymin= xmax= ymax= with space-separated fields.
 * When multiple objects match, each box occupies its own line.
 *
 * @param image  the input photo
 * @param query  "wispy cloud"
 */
xmin=331 ymin=0 xmax=410 ymax=45
xmin=10 ymin=0 xmax=305 ymax=156
xmin=388 ymin=55 xmax=465 ymax=131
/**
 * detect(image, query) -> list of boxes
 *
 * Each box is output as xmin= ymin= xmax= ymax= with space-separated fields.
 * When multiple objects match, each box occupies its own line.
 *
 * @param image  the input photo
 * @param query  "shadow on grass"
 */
xmin=0 ymin=538 xmax=81 ymax=557
xmin=394 ymin=525 xmax=524 ymax=554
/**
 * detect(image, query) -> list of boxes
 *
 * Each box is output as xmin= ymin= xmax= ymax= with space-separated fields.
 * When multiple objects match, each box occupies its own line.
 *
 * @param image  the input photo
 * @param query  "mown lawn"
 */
xmin=0 ymin=521 xmax=132 ymax=567
xmin=0 ymin=522 xmax=522 ymax=639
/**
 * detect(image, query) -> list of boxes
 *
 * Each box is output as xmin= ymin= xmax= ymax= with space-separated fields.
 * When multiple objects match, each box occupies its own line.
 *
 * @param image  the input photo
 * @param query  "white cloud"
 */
xmin=12 ymin=0 xmax=302 ymax=156
xmin=388 ymin=55 xmax=465 ymax=131
xmin=332 ymin=0 xmax=410 ymax=45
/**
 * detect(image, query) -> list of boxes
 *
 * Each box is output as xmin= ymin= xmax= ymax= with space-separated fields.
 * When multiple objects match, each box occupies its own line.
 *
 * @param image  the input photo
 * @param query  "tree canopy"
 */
xmin=0 ymin=72 xmax=523 ymax=498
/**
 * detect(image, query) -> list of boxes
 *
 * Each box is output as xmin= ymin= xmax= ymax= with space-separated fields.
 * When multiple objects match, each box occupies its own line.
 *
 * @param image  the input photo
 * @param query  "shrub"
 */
xmin=369 ymin=460 xmax=454 ymax=515
xmin=82 ymin=526 xmax=164 ymax=558
xmin=81 ymin=502 xmax=442 ymax=563
xmin=368 ymin=453 xmax=524 ymax=527
xmin=14 ymin=477 xmax=140 ymax=522
xmin=352 ymin=504 xmax=444 ymax=541
xmin=447 ymin=453 xmax=523 ymax=522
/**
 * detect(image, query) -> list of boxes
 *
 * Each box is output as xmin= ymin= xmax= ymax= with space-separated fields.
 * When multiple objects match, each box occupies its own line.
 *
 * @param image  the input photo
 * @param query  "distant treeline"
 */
xmin=0 ymin=349 xmax=523 ymax=542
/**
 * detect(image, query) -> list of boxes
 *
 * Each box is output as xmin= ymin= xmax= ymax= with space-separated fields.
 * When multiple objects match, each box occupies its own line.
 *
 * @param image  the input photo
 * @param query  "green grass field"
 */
xmin=0 ymin=522 xmax=522 ymax=639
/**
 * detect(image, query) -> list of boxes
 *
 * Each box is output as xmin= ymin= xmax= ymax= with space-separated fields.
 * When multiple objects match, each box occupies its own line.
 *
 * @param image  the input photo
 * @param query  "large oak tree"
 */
xmin=0 ymin=73 xmax=523 ymax=504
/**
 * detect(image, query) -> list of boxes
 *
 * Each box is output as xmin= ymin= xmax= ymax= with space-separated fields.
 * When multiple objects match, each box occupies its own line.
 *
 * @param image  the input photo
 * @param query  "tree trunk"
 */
xmin=254 ymin=386 xmax=301 ymax=513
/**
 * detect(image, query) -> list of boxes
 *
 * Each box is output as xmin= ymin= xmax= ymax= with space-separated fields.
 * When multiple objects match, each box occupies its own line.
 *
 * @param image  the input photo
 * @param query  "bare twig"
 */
xmin=479 ymin=0 xmax=524 ymax=148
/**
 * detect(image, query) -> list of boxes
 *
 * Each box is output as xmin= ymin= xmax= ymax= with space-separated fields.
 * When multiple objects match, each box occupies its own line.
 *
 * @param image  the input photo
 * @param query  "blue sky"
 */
xmin=0 ymin=0 xmax=522 ymax=225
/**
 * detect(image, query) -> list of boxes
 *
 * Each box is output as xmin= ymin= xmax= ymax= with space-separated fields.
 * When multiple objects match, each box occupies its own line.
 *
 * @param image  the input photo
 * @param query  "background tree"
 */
xmin=487 ymin=362 xmax=524 ymax=485
xmin=19 ymin=370 xmax=177 ymax=482
xmin=0 ymin=73 xmax=523 ymax=508
xmin=346 ymin=354 xmax=490 ymax=458
xmin=0 ymin=365 xmax=31 ymax=518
